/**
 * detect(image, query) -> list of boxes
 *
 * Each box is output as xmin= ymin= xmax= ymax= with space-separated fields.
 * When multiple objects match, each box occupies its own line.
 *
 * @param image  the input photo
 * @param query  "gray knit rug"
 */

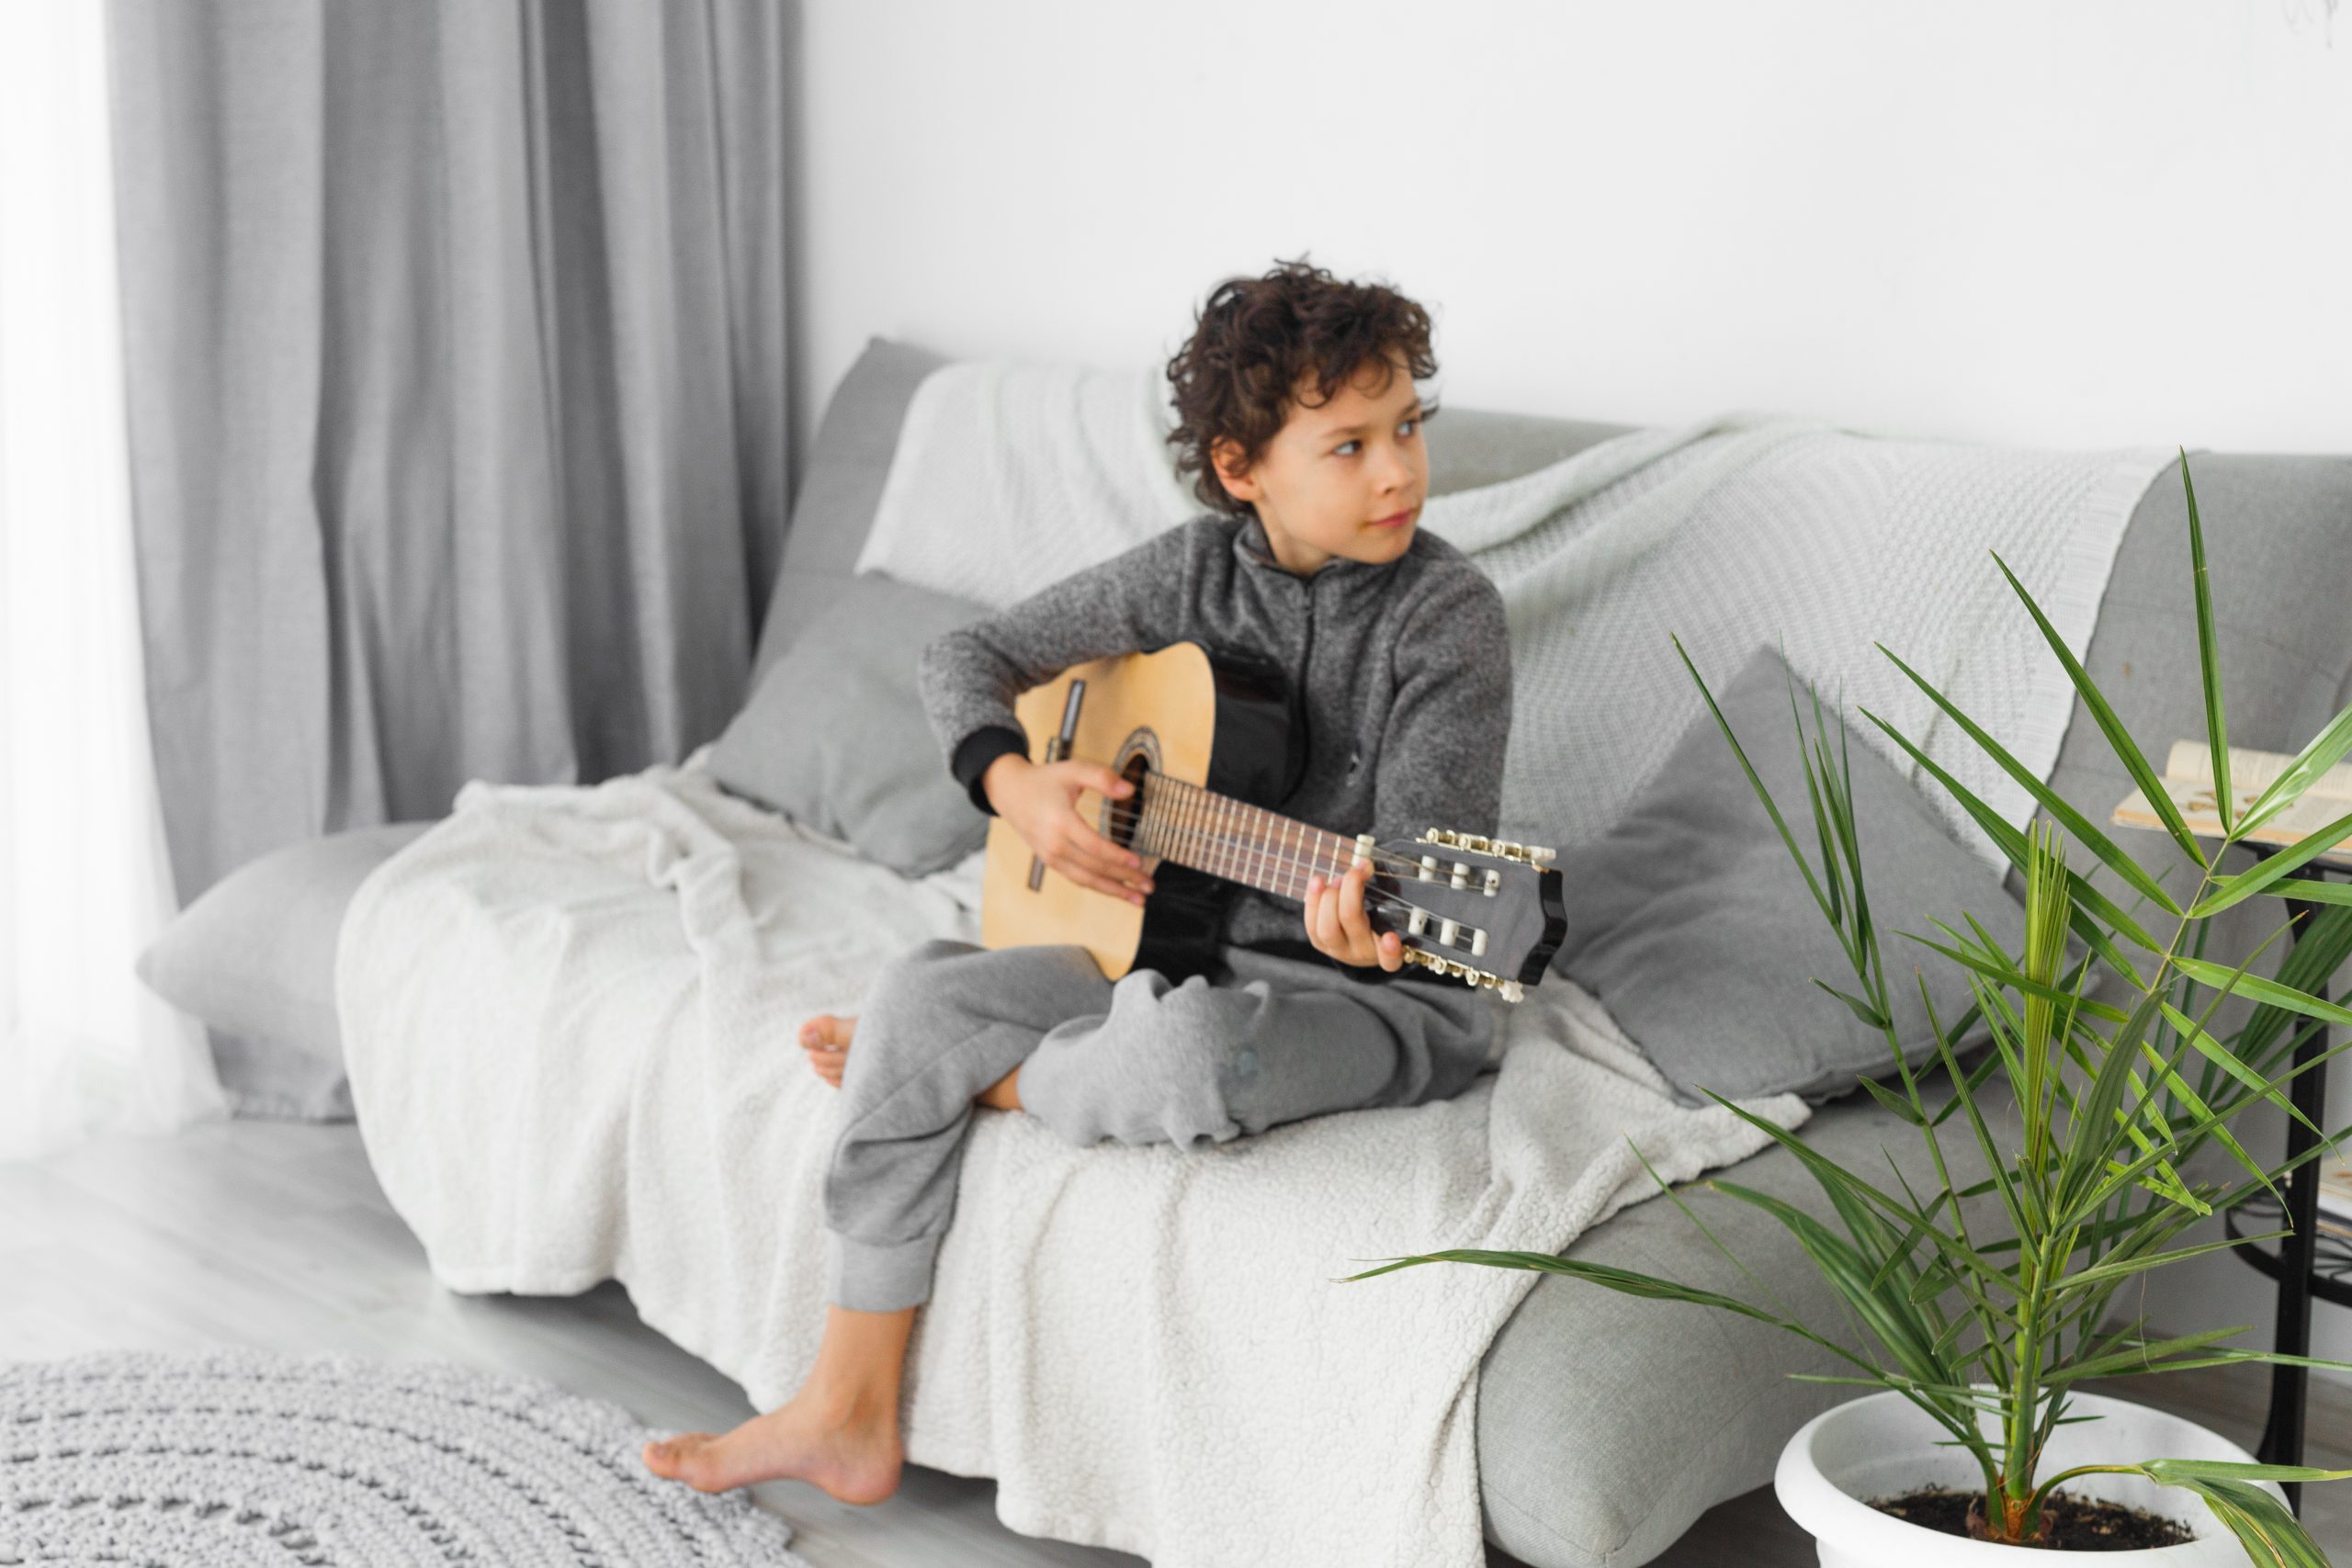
xmin=0 ymin=1348 xmax=818 ymax=1565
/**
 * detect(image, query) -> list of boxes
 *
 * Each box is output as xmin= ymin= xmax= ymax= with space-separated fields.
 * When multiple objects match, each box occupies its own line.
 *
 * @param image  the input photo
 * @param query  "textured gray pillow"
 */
xmin=1552 ymin=645 xmax=2026 ymax=1105
xmin=135 ymin=820 xmax=437 ymax=1074
xmin=709 ymin=572 xmax=992 ymax=877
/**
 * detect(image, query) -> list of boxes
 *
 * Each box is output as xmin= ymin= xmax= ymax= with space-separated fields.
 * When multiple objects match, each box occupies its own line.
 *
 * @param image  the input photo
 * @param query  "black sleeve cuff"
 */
xmin=950 ymin=725 xmax=1031 ymax=817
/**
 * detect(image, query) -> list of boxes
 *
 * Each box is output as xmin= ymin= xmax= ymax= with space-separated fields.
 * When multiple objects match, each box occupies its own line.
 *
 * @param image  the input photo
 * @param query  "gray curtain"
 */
xmin=106 ymin=0 xmax=790 ymax=1117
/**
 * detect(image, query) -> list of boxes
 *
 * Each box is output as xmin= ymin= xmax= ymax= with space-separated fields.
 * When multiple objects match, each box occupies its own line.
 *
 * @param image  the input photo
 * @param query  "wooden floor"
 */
xmin=3 ymin=1118 xmax=2346 ymax=1567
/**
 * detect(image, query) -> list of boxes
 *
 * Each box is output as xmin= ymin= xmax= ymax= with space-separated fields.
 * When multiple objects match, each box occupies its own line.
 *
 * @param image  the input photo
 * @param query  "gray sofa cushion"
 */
xmin=135 ymin=821 xmax=436 ymax=1082
xmin=709 ymin=572 xmax=993 ymax=877
xmin=1550 ymin=644 xmax=2026 ymax=1106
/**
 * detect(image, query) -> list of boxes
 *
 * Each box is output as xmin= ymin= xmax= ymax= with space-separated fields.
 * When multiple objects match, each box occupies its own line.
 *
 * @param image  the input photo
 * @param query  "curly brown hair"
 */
xmin=1163 ymin=255 xmax=1439 ymax=519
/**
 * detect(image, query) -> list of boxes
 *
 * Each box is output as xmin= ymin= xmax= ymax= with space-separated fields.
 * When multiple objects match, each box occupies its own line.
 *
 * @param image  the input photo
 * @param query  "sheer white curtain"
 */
xmin=0 ymin=3 xmax=227 ymax=1161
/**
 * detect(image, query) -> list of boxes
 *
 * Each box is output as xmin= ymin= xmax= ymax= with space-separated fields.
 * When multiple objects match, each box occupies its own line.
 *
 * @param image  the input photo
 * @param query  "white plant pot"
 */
xmin=1774 ymin=1389 xmax=2286 ymax=1566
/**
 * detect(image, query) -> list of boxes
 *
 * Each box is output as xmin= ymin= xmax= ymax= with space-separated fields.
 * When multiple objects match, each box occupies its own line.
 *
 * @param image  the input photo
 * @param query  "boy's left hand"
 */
xmin=1305 ymin=852 xmax=1405 ymax=972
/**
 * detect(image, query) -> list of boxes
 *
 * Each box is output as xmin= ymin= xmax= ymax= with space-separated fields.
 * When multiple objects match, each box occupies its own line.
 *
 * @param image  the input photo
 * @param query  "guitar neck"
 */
xmin=1129 ymin=773 xmax=1366 ymax=903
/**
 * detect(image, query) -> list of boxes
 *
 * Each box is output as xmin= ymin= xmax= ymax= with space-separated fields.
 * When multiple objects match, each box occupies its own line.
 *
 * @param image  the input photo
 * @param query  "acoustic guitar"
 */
xmin=978 ymin=641 xmax=1566 ymax=1001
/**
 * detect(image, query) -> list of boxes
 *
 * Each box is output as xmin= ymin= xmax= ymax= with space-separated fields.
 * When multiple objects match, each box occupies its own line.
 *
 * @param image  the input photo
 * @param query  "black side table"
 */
xmin=2211 ymin=852 xmax=2352 ymax=1515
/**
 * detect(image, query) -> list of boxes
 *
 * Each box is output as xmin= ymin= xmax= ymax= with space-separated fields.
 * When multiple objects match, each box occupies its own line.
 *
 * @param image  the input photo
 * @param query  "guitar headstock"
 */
xmin=1364 ymin=829 xmax=1566 ymax=1002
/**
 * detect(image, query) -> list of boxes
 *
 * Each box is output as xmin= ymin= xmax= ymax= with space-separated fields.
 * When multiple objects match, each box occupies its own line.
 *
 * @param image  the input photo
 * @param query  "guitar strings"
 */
xmin=1091 ymin=798 xmax=1424 ymax=889
xmin=1084 ymin=799 xmax=1474 ymax=933
xmin=1118 ymin=774 xmax=1446 ymax=881
xmin=1074 ymin=833 xmax=1493 ymax=962
xmin=1005 ymin=766 xmax=1510 ymax=942
xmin=1092 ymin=808 xmax=1481 ymax=929
xmin=1093 ymin=795 xmax=1465 ymax=886
xmin=1093 ymin=773 xmax=1465 ymax=881
xmin=1118 ymin=848 xmax=1455 ymax=938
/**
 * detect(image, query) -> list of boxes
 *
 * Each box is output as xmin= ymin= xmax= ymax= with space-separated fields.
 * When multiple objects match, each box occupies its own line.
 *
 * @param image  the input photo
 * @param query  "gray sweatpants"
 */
xmin=822 ymin=938 xmax=1498 ymax=1312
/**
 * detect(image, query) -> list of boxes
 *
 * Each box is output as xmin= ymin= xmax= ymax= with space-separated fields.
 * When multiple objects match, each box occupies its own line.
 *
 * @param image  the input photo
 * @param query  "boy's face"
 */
xmin=1211 ymin=353 xmax=1428 ymax=577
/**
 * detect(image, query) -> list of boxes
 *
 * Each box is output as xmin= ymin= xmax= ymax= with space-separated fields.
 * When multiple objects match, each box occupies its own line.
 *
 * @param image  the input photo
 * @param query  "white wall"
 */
xmin=790 ymin=0 xmax=2349 ymax=471
xmin=789 ymin=0 xmax=2352 ymax=1372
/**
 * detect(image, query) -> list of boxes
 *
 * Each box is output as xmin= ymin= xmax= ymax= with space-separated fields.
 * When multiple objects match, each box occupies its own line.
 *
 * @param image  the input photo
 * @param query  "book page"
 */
xmin=2106 ymin=735 xmax=2352 ymax=868
xmin=2112 ymin=782 xmax=2352 ymax=866
xmin=2165 ymin=739 xmax=2352 ymax=803
xmin=2320 ymin=1157 xmax=2352 ymax=1224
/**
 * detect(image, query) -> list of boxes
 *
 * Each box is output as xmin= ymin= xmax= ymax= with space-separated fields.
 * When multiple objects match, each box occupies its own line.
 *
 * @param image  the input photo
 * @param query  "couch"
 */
xmin=153 ymin=335 xmax=2352 ymax=1566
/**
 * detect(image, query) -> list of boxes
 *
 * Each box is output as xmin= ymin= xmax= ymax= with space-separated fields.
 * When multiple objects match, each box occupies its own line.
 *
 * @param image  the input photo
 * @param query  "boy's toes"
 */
xmin=799 ymin=1013 xmax=856 ymax=1051
xmin=643 ymin=1433 xmax=712 ymax=1483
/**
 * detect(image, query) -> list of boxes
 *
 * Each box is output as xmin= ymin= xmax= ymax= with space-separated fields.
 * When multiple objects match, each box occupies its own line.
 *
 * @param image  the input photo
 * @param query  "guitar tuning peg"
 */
xmin=1419 ymin=830 xmax=1558 ymax=867
xmin=1401 ymin=947 xmax=1527 ymax=1003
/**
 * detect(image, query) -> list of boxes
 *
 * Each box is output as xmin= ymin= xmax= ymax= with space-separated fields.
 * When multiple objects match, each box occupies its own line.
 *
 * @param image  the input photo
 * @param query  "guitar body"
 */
xmin=979 ymin=641 xmax=1565 ymax=999
xmin=979 ymin=641 xmax=1295 ymax=985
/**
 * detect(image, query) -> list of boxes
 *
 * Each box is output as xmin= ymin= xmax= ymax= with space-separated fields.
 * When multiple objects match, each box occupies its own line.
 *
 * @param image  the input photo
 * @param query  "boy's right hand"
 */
xmin=983 ymin=754 xmax=1155 ymax=906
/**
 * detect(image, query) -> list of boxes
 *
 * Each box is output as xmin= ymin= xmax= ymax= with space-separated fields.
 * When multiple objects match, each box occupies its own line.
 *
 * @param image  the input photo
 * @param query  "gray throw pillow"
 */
xmin=1552 ymin=645 xmax=2027 ymax=1105
xmin=135 ymin=820 xmax=438 ymax=1073
xmin=709 ymin=572 xmax=993 ymax=877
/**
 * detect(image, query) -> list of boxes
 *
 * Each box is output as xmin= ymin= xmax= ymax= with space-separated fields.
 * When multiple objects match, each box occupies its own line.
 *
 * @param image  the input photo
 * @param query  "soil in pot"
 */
xmin=1871 ymin=1487 xmax=2196 ymax=1551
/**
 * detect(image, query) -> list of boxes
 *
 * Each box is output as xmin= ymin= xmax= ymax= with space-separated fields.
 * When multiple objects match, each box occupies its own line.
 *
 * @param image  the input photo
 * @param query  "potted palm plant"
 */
xmin=1352 ymin=455 xmax=2352 ymax=1563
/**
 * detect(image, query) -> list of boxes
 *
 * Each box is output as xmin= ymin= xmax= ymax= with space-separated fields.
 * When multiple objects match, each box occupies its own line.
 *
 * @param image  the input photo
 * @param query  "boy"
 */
xmin=643 ymin=256 xmax=1512 ymax=1501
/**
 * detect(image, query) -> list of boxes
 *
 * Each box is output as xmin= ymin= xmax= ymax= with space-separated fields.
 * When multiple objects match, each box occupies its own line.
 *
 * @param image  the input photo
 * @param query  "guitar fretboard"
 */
xmin=1126 ymin=772 xmax=1371 ymax=901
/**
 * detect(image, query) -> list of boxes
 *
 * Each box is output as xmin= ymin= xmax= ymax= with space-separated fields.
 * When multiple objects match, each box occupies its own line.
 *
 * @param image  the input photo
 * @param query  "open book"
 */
xmin=2322 ymin=1157 xmax=2352 ymax=1235
xmin=2110 ymin=740 xmax=2352 ymax=871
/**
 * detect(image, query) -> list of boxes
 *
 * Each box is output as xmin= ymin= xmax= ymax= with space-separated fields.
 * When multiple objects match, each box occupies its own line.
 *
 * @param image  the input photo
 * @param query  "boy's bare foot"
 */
xmin=977 ymin=1063 xmax=1022 ymax=1112
xmin=800 ymin=1012 xmax=854 ymax=1089
xmin=641 ymin=1386 xmax=903 ymax=1503
xmin=802 ymin=1010 xmax=1021 ymax=1111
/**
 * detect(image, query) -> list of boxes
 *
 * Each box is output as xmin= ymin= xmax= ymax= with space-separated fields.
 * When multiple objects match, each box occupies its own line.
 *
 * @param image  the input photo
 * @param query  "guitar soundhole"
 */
xmin=1101 ymin=729 xmax=1160 ymax=851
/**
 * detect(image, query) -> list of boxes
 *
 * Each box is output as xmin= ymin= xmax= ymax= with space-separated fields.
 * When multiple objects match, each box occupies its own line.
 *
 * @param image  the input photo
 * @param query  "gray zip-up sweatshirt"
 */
xmin=916 ymin=511 xmax=1513 ymax=986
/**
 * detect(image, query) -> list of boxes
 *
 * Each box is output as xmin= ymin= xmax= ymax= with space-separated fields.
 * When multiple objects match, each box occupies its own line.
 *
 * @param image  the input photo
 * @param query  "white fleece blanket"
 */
xmin=338 ymin=746 xmax=1808 ymax=1568
xmin=855 ymin=361 xmax=2171 ymax=870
